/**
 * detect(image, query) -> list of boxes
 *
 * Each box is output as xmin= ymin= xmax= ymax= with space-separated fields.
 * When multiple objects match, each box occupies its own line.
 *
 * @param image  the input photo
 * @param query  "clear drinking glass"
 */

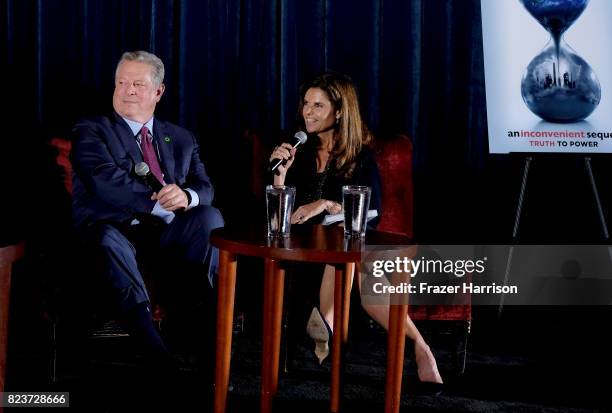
xmin=342 ymin=185 xmax=371 ymax=238
xmin=266 ymin=185 xmax=296 ymax=237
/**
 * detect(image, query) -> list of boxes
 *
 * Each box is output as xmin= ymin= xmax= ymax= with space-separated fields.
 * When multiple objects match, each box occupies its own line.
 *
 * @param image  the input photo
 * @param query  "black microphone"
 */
xmin=269 ymin=131 xmax=308 ymax=175
xmin=134 ymin=162 xmax=164 ymax=192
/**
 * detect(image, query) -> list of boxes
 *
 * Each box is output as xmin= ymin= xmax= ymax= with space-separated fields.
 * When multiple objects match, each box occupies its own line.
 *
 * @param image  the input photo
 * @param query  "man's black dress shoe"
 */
xmin=413 ymin=381 xmax=444 ymax=396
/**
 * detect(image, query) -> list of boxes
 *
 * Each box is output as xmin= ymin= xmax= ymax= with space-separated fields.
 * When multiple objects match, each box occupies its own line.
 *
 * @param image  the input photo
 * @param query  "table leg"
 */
xmin=261 ymin=259 xmax=285 ymax=413
xmin=330 ymin=265 xmax=346 ymax=413
xmin=341 ymin=263 xmax=355 ymax=344
xmin=384 ymin=302 xmax=408 ymax=413
xmin=261 ymin=259 xmax=274 ymax=403
xmin=214 ymin=250 xmax=237 ymax=413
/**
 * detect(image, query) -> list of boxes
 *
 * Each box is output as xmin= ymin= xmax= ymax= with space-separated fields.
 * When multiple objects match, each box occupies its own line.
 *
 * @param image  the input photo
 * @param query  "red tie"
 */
xmin=140 ymin=126 xmax=164 ymax=185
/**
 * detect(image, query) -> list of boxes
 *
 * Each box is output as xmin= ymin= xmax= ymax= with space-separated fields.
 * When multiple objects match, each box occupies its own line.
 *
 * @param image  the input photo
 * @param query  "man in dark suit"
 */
xmin=71 ymin=50 xmax=223 ymax=363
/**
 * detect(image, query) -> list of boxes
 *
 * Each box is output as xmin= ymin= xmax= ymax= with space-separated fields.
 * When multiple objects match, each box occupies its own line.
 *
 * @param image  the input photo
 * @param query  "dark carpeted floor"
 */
xmin=4 ymin=253 xmax=612 ymax=413
xmin=5 ymin=298 xmax=612 ymax=412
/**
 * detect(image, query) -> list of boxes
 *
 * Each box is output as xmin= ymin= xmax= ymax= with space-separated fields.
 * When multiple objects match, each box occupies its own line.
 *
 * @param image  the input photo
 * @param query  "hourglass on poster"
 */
xmin=520 ymin=0 xmax=601 ymax=123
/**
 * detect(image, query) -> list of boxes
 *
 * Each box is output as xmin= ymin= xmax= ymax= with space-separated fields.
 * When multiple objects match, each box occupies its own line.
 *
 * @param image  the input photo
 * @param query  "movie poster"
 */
xmin=481 ymin=0 xmax=612 ymax=153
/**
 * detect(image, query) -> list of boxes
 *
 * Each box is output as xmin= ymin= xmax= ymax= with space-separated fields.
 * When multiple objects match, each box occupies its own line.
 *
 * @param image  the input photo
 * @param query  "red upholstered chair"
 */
xmin=374 ymin=134 xmax=471 ymax=373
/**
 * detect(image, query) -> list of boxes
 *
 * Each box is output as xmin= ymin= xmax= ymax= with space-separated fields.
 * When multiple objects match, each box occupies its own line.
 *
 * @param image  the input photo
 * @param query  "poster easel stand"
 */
xmin=497 ymin=155 xmax=611 ymax=316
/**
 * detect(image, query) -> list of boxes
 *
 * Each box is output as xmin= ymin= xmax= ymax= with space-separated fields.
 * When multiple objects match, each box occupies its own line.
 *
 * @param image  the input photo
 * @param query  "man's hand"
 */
xmin=152 ymin=184 xmax=188 ymax=211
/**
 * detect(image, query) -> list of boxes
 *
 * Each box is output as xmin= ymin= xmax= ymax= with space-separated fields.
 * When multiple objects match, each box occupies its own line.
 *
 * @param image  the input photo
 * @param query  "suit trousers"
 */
xmin=81 ymin=205 xmax=224 ymax=315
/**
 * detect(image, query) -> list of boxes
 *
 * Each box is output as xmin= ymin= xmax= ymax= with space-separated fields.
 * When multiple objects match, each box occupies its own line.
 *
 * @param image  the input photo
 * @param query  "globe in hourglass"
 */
xmin=520 ymin=0 xmax=601 ymax=123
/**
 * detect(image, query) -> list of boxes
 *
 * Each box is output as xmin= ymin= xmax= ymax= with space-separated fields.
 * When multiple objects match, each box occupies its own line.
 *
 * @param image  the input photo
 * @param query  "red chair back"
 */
xmin=374 ymin=134 xmax=414 ymax=238
xmin=374 ymin=134 xmax=471 ymax=321
xmin=50 ymin=137 xmax=73 ymax=195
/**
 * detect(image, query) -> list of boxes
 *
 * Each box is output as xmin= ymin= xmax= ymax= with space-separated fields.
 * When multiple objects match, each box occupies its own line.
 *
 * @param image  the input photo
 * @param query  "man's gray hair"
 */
xmin=116 ymin=51 xmax=165 ymax=87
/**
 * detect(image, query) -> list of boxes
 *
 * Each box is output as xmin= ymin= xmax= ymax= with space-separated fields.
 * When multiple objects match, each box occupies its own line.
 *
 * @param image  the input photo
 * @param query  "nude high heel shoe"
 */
xmin=306 ymin=307 xmax=333 ymax=364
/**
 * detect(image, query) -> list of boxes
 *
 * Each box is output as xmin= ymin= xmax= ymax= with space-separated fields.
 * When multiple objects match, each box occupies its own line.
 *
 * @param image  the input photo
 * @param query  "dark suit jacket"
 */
xmin=71 ymin=112 xmax=214 ymax=228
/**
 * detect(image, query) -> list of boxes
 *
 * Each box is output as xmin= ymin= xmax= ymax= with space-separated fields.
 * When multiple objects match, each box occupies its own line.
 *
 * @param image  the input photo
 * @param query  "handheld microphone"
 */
xmin=135 ymin=162 xmax=164 ymax=192
xmin=269 ymin=131 xmax=308 ymax=175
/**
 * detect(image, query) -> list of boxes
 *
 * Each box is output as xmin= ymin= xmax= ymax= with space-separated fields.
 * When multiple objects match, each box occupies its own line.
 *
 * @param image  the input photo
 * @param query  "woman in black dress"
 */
xmin=269 ymin=72 xmax=442 ymax=386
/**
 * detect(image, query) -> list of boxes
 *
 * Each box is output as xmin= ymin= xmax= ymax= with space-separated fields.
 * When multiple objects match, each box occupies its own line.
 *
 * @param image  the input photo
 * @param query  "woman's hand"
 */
xmin=291 ymin=199 xmax=341 ymax=224
xmin=325 ymin=200 xmax=342 ymax=214
xmin=270 ymin=143 xmax=297 ymax=185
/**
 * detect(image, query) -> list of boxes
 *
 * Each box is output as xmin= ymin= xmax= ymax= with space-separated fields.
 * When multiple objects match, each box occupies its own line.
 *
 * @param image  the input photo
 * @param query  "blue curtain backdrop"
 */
xmin=2 ymin=0 xmax=485 ymax=163
xmin=3 ymin=0 xmax=603 ymax=243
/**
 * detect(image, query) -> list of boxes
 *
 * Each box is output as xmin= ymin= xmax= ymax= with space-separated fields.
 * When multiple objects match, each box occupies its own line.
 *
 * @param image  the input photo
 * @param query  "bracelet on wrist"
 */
xmin=325 ymin=200 xmax=338 ymax=213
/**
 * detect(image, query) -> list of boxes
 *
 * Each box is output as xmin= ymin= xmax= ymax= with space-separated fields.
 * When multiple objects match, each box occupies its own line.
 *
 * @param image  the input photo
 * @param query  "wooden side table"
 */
xmin=211 ymin=224 xmax=412 ymax=413
xmin=0 ymin=243 xmax=24 ymax=403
